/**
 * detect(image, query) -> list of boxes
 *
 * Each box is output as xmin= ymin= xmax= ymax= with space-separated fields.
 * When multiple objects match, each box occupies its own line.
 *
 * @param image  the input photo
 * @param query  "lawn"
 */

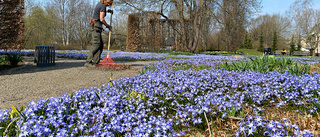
xmin=237 ymin=48 xmax=264 ymax=56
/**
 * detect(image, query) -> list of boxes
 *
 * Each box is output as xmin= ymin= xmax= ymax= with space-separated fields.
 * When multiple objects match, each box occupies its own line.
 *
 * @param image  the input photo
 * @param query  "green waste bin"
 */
xmin=34 ymin=46 xmax=55 ymax=67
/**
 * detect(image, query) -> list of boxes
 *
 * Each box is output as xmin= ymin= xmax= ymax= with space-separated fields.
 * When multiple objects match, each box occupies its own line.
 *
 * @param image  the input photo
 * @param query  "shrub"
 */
xmin=0 ymin=56 xmax=7 ymax=64
xmin=5 ymin=53 xmax=23 ymax=66
xmin=217 ymin=55 xmax=311 ymax=75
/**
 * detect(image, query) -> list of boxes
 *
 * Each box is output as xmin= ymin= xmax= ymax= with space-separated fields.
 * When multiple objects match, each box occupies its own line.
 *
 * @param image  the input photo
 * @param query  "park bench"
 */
xmin=274 ymin=50 xmax=286 ymax=55
xmin=274 ymin=50 xmax=310 ymax=56
xmin=291 ymin=51 xmax=310 ymax=56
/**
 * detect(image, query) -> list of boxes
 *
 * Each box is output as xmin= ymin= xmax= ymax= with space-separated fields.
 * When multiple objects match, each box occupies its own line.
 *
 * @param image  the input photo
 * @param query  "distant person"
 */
xmin=85 ymin=0 xmax=113 ymax=67
xmin=281 ymin=49 xmax=286 ymax=55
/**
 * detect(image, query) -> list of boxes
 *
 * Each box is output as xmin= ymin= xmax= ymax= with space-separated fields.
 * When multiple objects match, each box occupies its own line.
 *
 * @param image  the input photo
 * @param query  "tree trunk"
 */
xmin=174 ymin=0 xmax=187 ymax=51
xmin=187 ymin=13 xmax=201 ymax=52
xmin=173 ymin=0 xmax=203 ymax=53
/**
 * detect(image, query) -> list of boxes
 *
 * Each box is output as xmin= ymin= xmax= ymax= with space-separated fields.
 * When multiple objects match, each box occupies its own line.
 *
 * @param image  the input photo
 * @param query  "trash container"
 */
xmin=34 ymin=45 xmax=55 ymax=67
xmin=264 ymin=48 xmax=271 ymax=55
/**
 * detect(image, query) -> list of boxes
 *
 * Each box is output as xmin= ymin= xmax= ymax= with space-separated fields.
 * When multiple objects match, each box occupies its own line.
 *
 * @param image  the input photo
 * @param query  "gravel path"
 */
xmin=0 ymin=56 xmax=154 ymax=110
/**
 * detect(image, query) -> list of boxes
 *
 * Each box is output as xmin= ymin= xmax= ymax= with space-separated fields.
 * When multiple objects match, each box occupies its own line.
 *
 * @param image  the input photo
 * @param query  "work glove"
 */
xmin=108 ymin=25 xmax=112 ymax=31
xmin=107 ymin=9 xmax=113 ymax=14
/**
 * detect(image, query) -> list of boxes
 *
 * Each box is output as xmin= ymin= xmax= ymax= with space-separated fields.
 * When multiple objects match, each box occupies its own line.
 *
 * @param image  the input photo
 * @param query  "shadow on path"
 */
xmin=0 ymin=56 xmax=86 ymax=75
xmin=0 ymin=56 xmax=155 ymax=76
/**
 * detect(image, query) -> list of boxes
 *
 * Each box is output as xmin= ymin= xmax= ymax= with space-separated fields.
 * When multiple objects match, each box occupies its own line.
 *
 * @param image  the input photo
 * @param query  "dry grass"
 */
xmin=263 ymin=108 xmax=320 ymax=136
xmin=94 ymin=64 xmax=131 ymax=71
xmin=310 ymin=64 xmax=320 ymax=74
xmin=181 ymin=104 xmax=320 ymax=137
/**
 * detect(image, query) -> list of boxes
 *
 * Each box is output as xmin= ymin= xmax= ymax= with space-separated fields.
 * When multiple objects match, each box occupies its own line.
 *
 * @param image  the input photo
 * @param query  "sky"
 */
xmin=33 ymin=0 xmax=320 ymax=16
xmin=260 ymin=0 xmax=293 ymax=15
xmin=259 ymin=0 xmax=320 ymax=15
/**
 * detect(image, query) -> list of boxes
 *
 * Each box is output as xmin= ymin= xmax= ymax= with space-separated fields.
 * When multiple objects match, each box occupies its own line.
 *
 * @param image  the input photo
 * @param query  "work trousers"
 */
xmin=86 ymin=20 xmax=103 ymax=64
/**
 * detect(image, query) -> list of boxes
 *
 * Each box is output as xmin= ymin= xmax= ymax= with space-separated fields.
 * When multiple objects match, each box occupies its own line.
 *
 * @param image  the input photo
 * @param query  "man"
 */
xmin=85 ymin=0 xmax=113 ymax=67
xmin=281 ymin=49 xmax=286 ymax=55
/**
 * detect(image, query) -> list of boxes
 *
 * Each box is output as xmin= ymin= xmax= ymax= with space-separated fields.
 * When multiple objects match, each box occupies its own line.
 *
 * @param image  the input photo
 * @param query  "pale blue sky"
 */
xmin=260 ymin=0 xmax=320 ymax=15
xmin=260 ymin=0 xmax=293 ymax=15
xmin=33 ymin=0 xmax=319 ymax=16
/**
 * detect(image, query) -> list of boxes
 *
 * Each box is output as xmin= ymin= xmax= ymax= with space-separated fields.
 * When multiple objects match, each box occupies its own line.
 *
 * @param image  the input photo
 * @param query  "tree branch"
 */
xmin=119 ymin=0 xmax=183 ymax=36
xmin=157 ymin=12 xmax=182 ymax=35
xmin=120 ymin=0 xmax=143 ymax=11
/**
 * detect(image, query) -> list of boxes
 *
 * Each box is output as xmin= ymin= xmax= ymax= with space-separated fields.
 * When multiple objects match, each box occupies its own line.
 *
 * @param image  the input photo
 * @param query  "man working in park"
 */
xmin=281 ymin=49 xmax=286 ymax=55
xmin=85 ymin=0 xmax=113 ymax=67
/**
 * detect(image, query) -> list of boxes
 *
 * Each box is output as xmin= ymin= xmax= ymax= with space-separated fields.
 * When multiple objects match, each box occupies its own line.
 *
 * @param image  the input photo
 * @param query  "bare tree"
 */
xmin=247 ymin=14 xmax=291 ymax=49
xmin=72 ymin=0 xmax=94 ymax=49
xmin=46 ymin=0 xmax=70 ymax=46
xmin=118 ymin=0 xmax=260 ymax=52
xmin=43 ymin=0 xmax=96 ymax=49
xmin=117 ymin=0 xmax=215 ymax=52
xmin=287 ymin=0 xmax=313 ymax=45
xmin=306 ymin=11 xmax=320 ymax=56
xmin=169 ymin=0 xmax=206 ymax=52
xmin=286 ymin=0 xmax=320 ymax=56
xmin=212 ymin=0 xmax=261 ymax=52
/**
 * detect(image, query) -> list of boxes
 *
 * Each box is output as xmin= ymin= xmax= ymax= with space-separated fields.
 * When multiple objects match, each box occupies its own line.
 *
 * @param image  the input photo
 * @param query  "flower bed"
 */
xmin=0 ymin=50 xmax=167 ymax=61
xmin=1 ymin=56 xmax=319 ymax=136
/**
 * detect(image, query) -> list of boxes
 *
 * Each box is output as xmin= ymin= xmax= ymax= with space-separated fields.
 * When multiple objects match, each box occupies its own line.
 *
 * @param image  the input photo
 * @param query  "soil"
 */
xmin=0 ymin=62 xmax=26 ymax=72
xmin=0 ymin=56 xmax=155 ymax=110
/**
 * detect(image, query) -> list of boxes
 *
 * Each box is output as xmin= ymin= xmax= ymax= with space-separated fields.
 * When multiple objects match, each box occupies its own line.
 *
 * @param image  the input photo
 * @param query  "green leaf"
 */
xmin=17 ymin=105 xmax=27 ymax=120
xmin=68 ymin=123 xmax=77 ymax=134
xmin=198 ymin=131 xmax=204 ymax=137
xmin=70 ymin=92 xmax=74 ymax=98
xmin=160 ymin=81 xmax=169 ymax=88
xmin=10 ymin=105 xmax=20 ymax=118
xmin=233 ymin=63 xmax=239 ymax=70
xmin=95 ymin=91 xmax=101 ymax=100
